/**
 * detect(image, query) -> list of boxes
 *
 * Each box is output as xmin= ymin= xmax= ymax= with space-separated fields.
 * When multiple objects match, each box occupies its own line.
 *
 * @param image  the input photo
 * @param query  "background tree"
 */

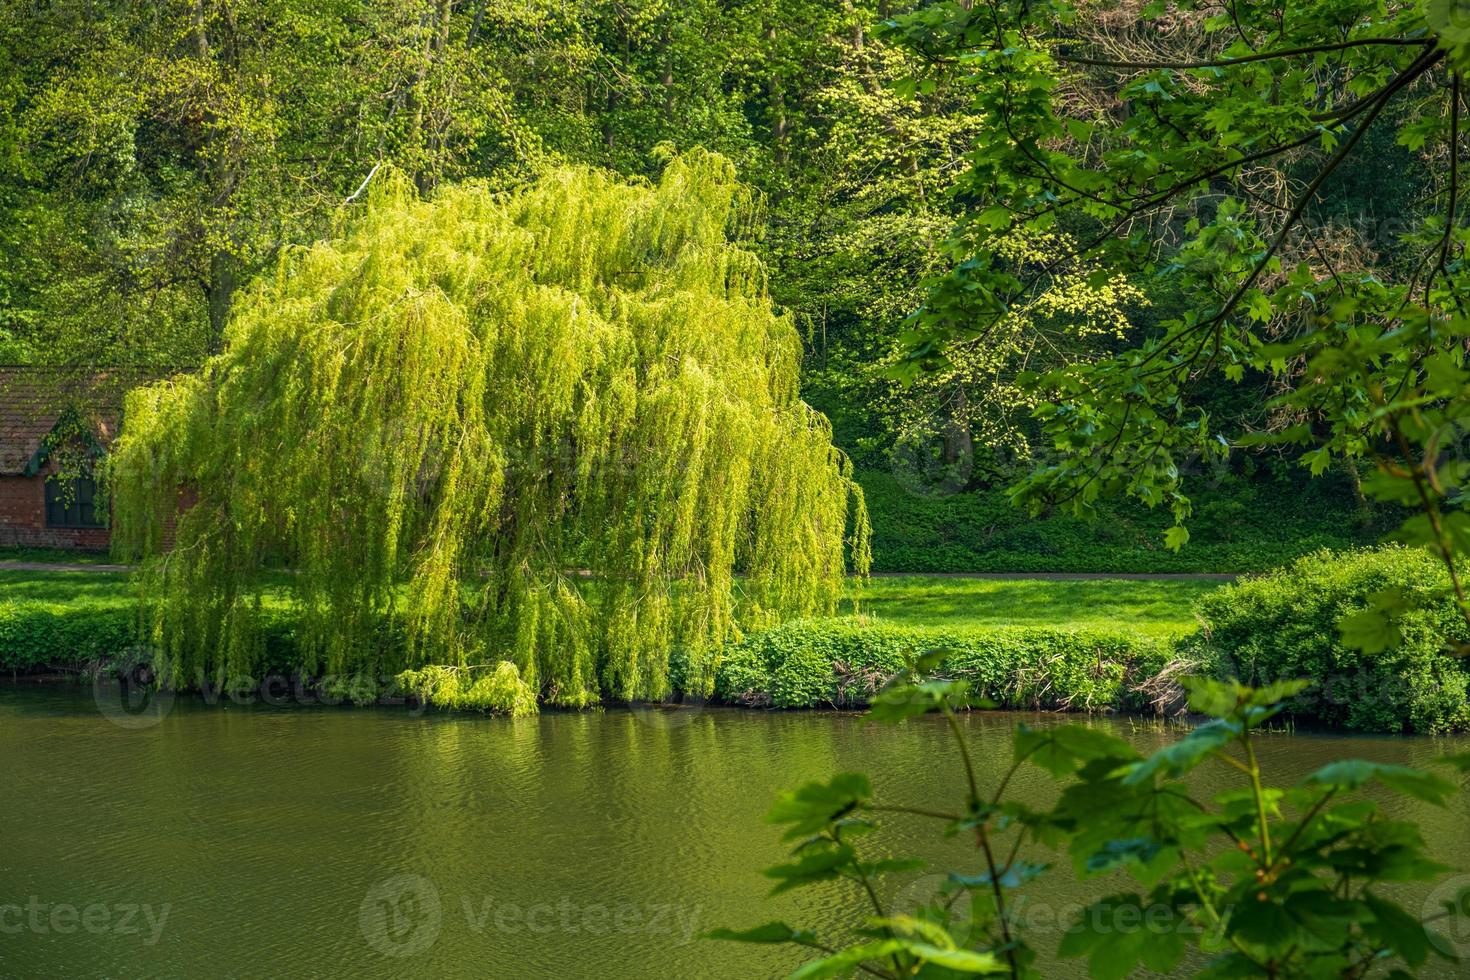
xmin=1 ymin=0 xmax=1397 ymax=574
xmin=887 ymin=0 xmax=1470 ymax=624
xmin=0 ymin=0 xmax=512 ymax=364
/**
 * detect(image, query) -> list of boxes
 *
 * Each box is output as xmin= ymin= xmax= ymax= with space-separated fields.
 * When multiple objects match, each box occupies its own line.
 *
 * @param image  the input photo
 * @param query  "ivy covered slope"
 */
xmin=107 ymin=152 xmax=869 ymax=709
xmin=856 ymin=467 xmax=1390 ymax=574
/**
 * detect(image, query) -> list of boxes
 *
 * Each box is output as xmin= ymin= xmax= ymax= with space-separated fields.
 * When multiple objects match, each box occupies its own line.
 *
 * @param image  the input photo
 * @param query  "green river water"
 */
xmin=4 ymin=684 xmax=1470 ymax=978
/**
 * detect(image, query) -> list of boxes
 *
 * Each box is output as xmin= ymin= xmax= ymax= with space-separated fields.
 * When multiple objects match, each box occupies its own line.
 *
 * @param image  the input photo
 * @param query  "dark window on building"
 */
xmin=44 ymin=476 xmax=104 ymax=529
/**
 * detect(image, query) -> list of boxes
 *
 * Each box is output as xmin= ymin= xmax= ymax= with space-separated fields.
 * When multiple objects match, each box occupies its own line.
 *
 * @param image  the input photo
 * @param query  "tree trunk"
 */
xmin=192 ymin=1 xmax=240 ymax=352
xmin=205 ymin=252 xmax=237 ymax=354
xmin=413 ymin=0 xmax=454 ymax=196
xmin=767 ymin=26 xmax=788 ymax=165
xmin=1343 ymin=457 xmax=1374 ymax=528
xmin=941 ymin=386 xmax=973 ymax=473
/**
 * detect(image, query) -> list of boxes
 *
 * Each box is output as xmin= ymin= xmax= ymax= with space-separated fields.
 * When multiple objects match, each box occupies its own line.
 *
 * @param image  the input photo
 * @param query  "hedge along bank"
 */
xmin=0 ymin=589 xmax=1167 ymax=718
xmin=1187 ymin=546 xmax=1470 ymax=734
xmin=7 ymin=547 xmax=1470 ymax=732
xmin=703 ymin=618 xmax=1173 ymax=713
xmin=709 ymin=545 xmax=1470 ymax=731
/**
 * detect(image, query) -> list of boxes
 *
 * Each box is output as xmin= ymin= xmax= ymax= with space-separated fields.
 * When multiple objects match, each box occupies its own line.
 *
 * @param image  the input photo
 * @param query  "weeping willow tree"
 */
xmin=109 ymin=151 xmax=869 ymax=707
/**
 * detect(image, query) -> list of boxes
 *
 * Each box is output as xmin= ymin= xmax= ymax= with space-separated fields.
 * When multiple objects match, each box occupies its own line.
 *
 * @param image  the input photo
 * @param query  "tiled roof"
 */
xmin=0 ymin=367 xmax=138 ymax=475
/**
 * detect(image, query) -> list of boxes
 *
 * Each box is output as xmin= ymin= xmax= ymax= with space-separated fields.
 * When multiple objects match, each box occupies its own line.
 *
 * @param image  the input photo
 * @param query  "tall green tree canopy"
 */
xmin=109 ymin=151 xmax=869 ymax=704
xmin=0 ymin=0 xmax=518 ymax=364
xmin=890 ymin=0 xmax=1470 ymax=618
xmin=4 ymin=0 xmax=1028 ymax=486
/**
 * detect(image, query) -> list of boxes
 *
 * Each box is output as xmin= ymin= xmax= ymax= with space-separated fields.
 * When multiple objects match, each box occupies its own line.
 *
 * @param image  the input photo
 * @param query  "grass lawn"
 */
xmin=842 ymin=575 xmax=1222 ymax=637
xmin=0 ymin=546 xmax=117 ymax=565
xmin=0 ymin=567 xmax=131 ymax=604
xmin=0 ymin=569 xmax=1220 ymax=641
xmin=0 ymin=568 xmax=289 ymax=613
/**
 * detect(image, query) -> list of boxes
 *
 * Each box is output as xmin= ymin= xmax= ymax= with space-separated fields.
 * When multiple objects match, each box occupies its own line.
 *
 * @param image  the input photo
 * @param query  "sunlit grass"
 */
xmin=841 ymin=576 xmax=1221 ymax=637
xmin=0 ymin=568 xmax=132 ymax=604
xmin=0 ymin=570 xmax=1219 ymax=639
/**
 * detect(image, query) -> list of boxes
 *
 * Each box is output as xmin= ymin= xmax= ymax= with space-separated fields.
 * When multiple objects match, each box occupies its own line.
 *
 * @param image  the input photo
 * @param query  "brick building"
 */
xmin=0 ymin=367 xmax=125 ymax=551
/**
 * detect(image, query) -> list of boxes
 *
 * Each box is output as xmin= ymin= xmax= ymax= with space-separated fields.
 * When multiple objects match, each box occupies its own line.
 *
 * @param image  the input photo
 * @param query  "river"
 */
xmin=3 ymin=685 xmax=1470 ymax=978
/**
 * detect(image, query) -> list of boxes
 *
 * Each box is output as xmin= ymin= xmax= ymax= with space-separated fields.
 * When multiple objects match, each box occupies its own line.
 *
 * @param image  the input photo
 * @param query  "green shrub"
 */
xmin=709 ymin=617 xmax=1168 ymax=712
xmin=0 ymin=581 xmax=327 ymax=683
xmin=394 ymin=663 xmax=538 ymax=717
xmin=944 ymin=628 xmax=1174 ymax=713
xmin=0 ymin=599 xmax=136 ymax=671
xmin=712 ymin=619 xmax=921 ymax=708
xmin=709 ymin=643 xmax=774 ymax=706
xmin=1195 ymin=546 xmax=1470 ymax=733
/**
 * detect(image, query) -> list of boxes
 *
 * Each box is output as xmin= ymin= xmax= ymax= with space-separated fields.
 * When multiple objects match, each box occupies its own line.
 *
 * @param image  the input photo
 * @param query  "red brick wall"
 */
xmin=0 ymin=468 xmax=195 ymax=553
xmin=0 ymin=473 xmax=111 ymax=551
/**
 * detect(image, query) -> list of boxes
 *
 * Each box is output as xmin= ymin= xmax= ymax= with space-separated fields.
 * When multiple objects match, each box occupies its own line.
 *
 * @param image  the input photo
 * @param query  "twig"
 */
xmin=345 ymin=162 xmax=383 ymax=204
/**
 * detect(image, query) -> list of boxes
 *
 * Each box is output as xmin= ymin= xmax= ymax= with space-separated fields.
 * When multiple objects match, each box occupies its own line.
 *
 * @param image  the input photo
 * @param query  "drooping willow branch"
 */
xmin=109 ymin=152 xmax=871 ymax=706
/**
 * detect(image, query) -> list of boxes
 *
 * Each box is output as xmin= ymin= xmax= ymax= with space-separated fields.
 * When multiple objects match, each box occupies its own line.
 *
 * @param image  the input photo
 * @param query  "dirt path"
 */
xmin=867 ymin=571 xmax=1237 ymax=581
xmin=0 ymin=560 xmax=1237 ymax=580
xmin=0 ymin=560 xmax=134 ymax=573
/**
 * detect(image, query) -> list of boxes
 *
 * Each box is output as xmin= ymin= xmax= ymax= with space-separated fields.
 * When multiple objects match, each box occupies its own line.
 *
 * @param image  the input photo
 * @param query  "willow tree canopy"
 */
xmin=110 ymin=151 xmax=869 ymax=706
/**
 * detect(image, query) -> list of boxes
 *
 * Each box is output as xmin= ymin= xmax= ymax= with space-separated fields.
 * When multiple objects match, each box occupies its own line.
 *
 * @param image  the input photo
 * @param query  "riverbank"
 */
xmin=6 ymin=549 xmax=1468 ymax=734
xmin=0 ymin=567 xmax=1203 ymax=715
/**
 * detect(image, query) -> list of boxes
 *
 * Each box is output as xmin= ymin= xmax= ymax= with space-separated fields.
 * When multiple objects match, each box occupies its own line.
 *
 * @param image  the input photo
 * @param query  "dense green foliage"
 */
xmin=0 ymin=0 xmax=511 ymax=362
xmin=1194 ymin=546 xmax=1470 ymax=733
xmin=711 ymin=617 xmax=1167 ymax=711
xmin=0 ymin=574 xmax=133 ymax=672
xmin=717 ymin=674 xmax=1470 ymax=979
xmin=3 ymin=0 xmax=1408 ymax=571
xmin=859 ymin=467 xmax=1388 ymax=574
xmin=888 ymin=0 xmax=1470 ymax=639
xmin=0 ymin=0 xmax=971 ymax=374
xmin=107 ymin=154 xmax=868 ymax=706
xmin=395 ymin=663 xmax=538 ymax=718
